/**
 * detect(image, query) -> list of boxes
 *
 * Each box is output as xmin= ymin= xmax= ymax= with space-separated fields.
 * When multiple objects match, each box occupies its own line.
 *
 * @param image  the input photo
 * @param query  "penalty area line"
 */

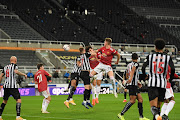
xmin=3 ymin=114 xmax=89 ymax=120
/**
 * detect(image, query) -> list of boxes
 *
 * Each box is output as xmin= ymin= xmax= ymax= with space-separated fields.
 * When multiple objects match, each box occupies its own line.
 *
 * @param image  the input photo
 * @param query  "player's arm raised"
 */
xmin=0 ymin=73 xmax=4 ymax=84
xmin=127 ymin=66 xmax=136 ymax=84
xmin=14 ymin=69 xmax=27 ymax=78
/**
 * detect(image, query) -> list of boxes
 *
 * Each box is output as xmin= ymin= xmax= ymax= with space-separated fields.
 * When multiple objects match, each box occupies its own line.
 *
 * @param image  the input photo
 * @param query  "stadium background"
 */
xmin=0 ymin=0 xmax=180 ymax=120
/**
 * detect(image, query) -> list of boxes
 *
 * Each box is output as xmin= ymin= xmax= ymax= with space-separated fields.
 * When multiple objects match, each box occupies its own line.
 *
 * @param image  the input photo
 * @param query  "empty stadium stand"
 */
xmin=0 ymin=50 xmax=43 ymax=67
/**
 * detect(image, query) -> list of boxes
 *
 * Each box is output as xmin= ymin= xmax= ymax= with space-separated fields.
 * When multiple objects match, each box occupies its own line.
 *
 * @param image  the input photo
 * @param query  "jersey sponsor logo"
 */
xmin=102 ymin=53 xmax=107 ymax=57
xmin=90 ymin=57 xmax=96 ymax=61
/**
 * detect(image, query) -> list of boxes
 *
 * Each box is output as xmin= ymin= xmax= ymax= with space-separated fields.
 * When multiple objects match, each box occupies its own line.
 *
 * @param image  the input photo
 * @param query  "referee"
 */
xmin=80 ymin=46 xmax=96 ymax=109
xmin=142 ymin=39 xmax=175 ymax=120
xmin=0 ymin=56 xmax=27 ymax=120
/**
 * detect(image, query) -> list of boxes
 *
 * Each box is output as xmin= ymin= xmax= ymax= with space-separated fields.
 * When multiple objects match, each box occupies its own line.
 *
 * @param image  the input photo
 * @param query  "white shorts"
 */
xmin=42 ymin=89 xmax=50 ymax=98
xmin=165 ymin=87 xmax=174 ymax=99
xmin=90 ymin=69 xmax=103 ymax=80
xmin=94 ymin=62 xmax=112 ymax=74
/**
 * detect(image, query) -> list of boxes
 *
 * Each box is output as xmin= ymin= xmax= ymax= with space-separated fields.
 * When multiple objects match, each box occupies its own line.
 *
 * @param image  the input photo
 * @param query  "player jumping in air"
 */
xmin=35 ymin=63 xmax=52 ymax=113
xmin=117 ymin=53 xmax=149 ymax=120
xmin=90 ymin=38 xmax=120 ymax=98
xmin=64 ymin=47 xmax=83 ymax=108
xmin=0 ymin=56 xmax=27 ymax=120
xmin=89 ymin=49 xmax=103 ymax=106
xmin=142 ymin=39 xmax=175 ymax=120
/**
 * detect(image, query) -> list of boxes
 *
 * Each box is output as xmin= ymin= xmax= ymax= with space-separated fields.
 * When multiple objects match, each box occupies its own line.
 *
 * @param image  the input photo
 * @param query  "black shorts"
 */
xmin=128 ymin=86 xmax=140 ymax=96
xmin=3 ymin=88 xmax=21 ymax=100
xmin=148 ymin=87 xmax=166 ymax=102
xmin=80 ymin=71 xmax=90 ymax=85
xmin=71 ymin=73 xmax=79 ymax=86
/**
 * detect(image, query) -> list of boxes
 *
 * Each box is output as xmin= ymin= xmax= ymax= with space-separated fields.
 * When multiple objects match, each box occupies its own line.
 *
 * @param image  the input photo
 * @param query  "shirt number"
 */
xmin=37 ymin=74 xmax=43 ymax=83
xmin=153 ymin=62 xmax=164 ymax=74
xmin=6 ymin=69 xmax=9 ymax=77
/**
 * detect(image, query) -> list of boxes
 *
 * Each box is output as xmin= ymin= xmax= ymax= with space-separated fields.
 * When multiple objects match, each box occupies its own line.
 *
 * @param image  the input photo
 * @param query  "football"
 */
xmin=63 ymin=44 xmax=70 ymax=51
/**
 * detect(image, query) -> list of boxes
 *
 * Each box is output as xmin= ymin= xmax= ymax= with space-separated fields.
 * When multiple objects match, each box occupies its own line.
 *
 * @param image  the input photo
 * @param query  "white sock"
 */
xmin=42 ymin=98 xmax=46 ymax=111
xmin=165 ymin=100 xmax=175 ymax=116
xmin=44 ymin=99 xmax=50 ymax=111
xmin=0 ymin=116 xmax=1 ymax=118
xmin=155 ymin=114 xmax=159 ymax=119
xmin=96 ymin=86 xmax=100 ymax=98
xmin=69 ymin=98 xmax=73 ymax=101
xmin=87 ymin=100 xmax=90 ymax=103
xmin=83 ymin=100 xmax=86 ymax=104
xmin=111 ymin=78 xmax=116 ymax=94
xmin=16 ymin=116 xmax=20 ymax=119
xmin=92 ymin=85 xmax=96 ymax=99
xmin=160 ymin=103 xmax=168 ymax=116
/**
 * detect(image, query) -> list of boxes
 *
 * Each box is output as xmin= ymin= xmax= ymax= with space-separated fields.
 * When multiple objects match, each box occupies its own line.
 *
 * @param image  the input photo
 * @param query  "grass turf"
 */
xmin=0 ymin=93 xmax=179 ymax=120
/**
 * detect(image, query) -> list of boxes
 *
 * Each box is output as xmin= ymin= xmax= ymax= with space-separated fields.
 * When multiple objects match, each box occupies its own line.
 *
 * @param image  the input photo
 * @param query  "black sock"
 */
xmin=158 ymin=107 xmax=160 ymax=115
xmin=124 ymin=92 xmax=127 ymax=99
xmin=87 ymin=89 xmax=91 ymax=101
xmin=67 ymin=86 xmax=76 ymax=100
xmin=153 ymin=107 xmax=160 ymax=120
xmin=138 ymin=102 xmax=143 ymax=118
xmin=68 ymin=81 xmax=71 ymax=89
xmin=84 ymin=89 xmax=88 ymax=101
xmin=0 ymin=103 xmax=6 ymax=116
xmin=121 ymin=102 xmax=133 ymax=115
xmin=151 ymin=106 xmax=159 ymax=120
xmin=16 ymin=103 xmax=21 ymax=117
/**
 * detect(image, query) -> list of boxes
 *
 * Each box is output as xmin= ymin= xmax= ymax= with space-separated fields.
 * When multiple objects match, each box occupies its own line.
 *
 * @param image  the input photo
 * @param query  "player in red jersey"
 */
xmin=160 ymin=65 xmax=178 ymax=120
xmin=90 ymin=38 xmax=120 ymax=98
xmin=34 ymin=63 xmax=52 ymax=113
xmin=89 ymin=50 xmax=103 ymax=106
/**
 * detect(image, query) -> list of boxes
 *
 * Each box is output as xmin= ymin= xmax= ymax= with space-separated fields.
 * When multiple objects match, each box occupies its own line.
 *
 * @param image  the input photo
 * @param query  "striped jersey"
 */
xmin=2 ymin=63 xmax=18 ymax=88
xmin=72 ymin=56 xmax=81 ymax=74
xmin=80 ymin=52 xmax=91 ymax=71
xmin=142 ymin=52 xmax=175 ymax=88
xmin=127 ymin=62 xmax=139 ymax=86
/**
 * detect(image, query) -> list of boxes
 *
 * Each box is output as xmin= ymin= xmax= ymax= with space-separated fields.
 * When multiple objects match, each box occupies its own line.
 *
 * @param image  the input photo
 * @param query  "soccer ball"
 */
xmin=63 ymin=44 xmax=70 ymax=51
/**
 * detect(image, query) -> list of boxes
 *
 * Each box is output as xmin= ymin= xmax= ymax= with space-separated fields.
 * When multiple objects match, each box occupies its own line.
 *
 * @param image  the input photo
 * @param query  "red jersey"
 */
xmin=98 ymin=46 xmax=118 ymax=66
xmin=34 ymin=70 xmax=50 ymax=92
xmin=166 ymin=65 xmax=178 ymax=88
xmin=89 ymin=52 xmax=101 ymax=69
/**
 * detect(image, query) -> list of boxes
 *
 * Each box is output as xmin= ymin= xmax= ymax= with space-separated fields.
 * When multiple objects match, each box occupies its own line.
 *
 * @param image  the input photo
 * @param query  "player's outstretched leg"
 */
xmin=42 ymin=96 xmax=51 ymax=113
xmin=82 ymin=89 xmax=89 ymax=109
xmin=16 ymin=99 xmax=26 ymax=120
xmin=96 ymin=85 xmax=100 ymax=104
xmin=86 ymin=89 xmax=93 ymax=108
xmin=137 ymin=94 xmax=150 ymax=120
xmin=123 ymin=89 xmax=127 ymax=102
xmin=92 ymin=85 xmax=96 ymax=106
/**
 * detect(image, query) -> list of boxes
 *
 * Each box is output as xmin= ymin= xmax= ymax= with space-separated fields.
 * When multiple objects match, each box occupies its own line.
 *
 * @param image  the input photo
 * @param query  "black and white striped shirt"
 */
xmin=2 ymin=63 xmax=18 ymax=88
xmin=80 ymin=52 xmax=91 ymax=71
xmin=142 ymin=52 xmax=175 ymax=88
xmin=127 ymin=62 xmax=139 ymax=86
xmin=72 ymin=56 xmax=81 ymax=74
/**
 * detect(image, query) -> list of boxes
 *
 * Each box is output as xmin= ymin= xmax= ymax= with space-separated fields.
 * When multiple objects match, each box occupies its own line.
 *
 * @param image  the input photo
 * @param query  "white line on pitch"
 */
xmin=3 ymin=114 xmax=89 ymax=120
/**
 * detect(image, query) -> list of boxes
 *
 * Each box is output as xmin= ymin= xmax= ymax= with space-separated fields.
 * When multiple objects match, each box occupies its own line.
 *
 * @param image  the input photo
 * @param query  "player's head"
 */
xmin=85 ymin=46 xmax=93 ymax=52
xmin=37 ymin=63 xmax=44 ymax=70
xmin=104 ymin=38 xmax=112 ymax=46
xmin=79 ymin=47 xmax=85 ymax=54
xmin=10 ymin=56 xmax=17 ymax=64
xmin=154 ymin=38 xmax=165 ymax=51
xmin=132 ymin=53 xmax=138 ymax=61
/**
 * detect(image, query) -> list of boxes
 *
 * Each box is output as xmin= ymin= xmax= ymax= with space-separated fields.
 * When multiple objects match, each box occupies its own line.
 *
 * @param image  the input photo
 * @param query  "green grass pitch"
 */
xmin=0 ymin=93 xmax=179 ymax=120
